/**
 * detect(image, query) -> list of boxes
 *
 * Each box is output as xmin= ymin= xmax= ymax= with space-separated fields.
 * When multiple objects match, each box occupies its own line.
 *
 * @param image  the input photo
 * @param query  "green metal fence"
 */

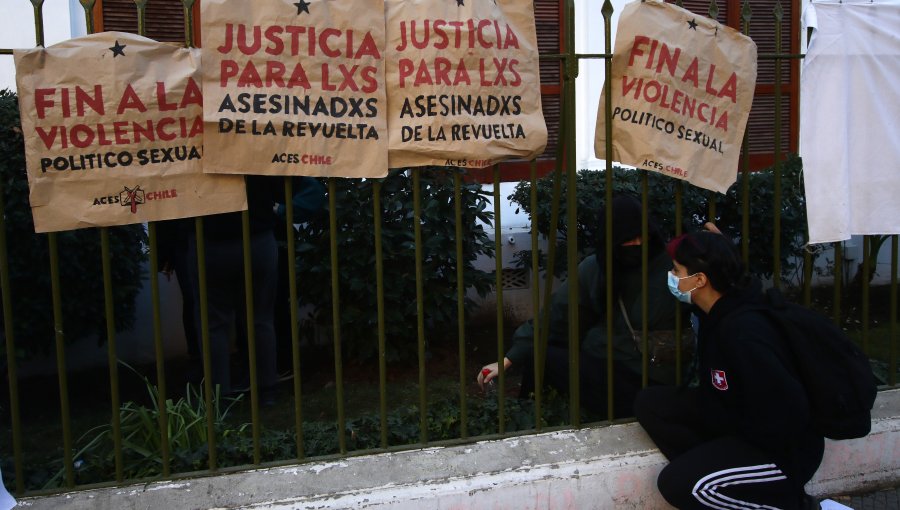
xmin=0 ymin=0 xmax=897 ymax=498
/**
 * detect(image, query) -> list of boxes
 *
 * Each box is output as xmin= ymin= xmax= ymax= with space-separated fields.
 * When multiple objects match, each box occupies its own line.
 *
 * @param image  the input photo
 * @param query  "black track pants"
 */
xmin=635 ymin=386 xmax=809 ymax=509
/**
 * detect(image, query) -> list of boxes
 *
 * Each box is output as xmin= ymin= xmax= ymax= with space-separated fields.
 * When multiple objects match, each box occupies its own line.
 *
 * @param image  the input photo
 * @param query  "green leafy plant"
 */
xmin=337 ymin=391 xmax=571 ymax=452
xmin=33 ymin=385 xmax=570 ymax=489
xmin=295 ymin=168 xmax=496 ymax=362
xmin=43 ymin=366 xmax=246 ymax=488
xmin=0 ymin=89 xmax=147 ymax=362
xmin=508 ymin=156 xmax=811 ymax=285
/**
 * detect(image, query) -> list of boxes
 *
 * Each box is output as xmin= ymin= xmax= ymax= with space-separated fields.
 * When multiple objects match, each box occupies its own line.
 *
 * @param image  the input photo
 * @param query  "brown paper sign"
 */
xmin=14 ymin=32 xmax=247 ymax=233
xmin=385 ymin=0 xmax=547 ymax=169
xmin=595 ymin=0 xmax=757 ymax=193
xmin=201 ymin=0 xmax=389 ymax=178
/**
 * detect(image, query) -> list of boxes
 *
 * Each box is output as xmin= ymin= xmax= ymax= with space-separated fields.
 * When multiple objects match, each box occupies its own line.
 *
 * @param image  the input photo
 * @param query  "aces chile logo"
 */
xmin=120 ymin=185 xmax=145 ymax=213
xmin=93 ymin=185 xmax=177 ymax=213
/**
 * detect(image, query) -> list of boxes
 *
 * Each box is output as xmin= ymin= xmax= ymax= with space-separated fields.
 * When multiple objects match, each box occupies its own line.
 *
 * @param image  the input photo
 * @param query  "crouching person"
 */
xmin=635 ymin=231 xmax=823 ymax=509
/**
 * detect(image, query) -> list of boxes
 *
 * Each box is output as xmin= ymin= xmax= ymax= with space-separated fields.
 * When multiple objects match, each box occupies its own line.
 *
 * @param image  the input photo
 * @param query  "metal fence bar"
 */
xmin=412 ymin=169 xmax=428 ymax=443
xmin=564 ymin=0 xmax=580 ymax=427
xmin=772 ymin=1 xmax=784 ymax=289
xmin=708 ymin=0 xmax=719 ymax=20
xmin=128 ymin=0 xmax=173 ymax=479
xmin=706 ymin=5 xmax=719 ymax=230
xmin=100 ymin=228 xmax=124 ymax=482
xmin=78 ymin=0 xmax=95 ymax=34
xmin=891 ymin=236 xmax=898 ymax=386
xmin=493 ymin=165 xmax=506 ymax=433
xmin=834 ymin=242 xmax=843 ymax=325
xmin=740 ymin=2 xmax=752 ymax=268
xmin=862 ymin=237 xmax=871 ymax=354
xmin=601 ymin=0 xmax=615 ymax=422
xmin=135 ymin=0 xmax=147 ymax=37
xmin=241 ymin=209 xmax=262 ymax=464
xmin=177 ymin=60 xmax=200 ymax=502
xmin=48 ymin=232 xmax=74 ymax=487
xmin=182 ymin=0 xmax=196 ymax=47
xmin=328 ymin=179 xmax=347 ymax=454
xmin=93 ymin=5 xmax=121 ymax=484
xmin=453 ymin=173 xmax=468 ymax=439
xmin=31 ymin=0 xmax=46 ymax=47
xmin=640 ymin=174 xmax=650 ymax=389
xmin=195 ymin=216 xmax=217 ymax=470
xmin=31 ymin=0 xmax=76 ymax=489
xmin=536 ymin=112 xmax=566 ymax=404
xmin=803 ymin=249 xmax=813 ymax=308
xmin=530 ymin=161 xmax=542 ymax=430
xmin=147 ymin=222 xmax=171 ymax=477
xmin=285 ymin=177 xmax=306 ymax=459
xmin=373 ymin=179 xmax=389 ymax=448
xmin=674 ymin=181 xmax=684 ymax=386
xmin=0 ymin=173 xmax=24 ymax=496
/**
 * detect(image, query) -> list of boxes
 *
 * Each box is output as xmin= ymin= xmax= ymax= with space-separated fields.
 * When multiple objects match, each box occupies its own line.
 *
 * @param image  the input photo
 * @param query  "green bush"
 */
xmin=42 ymin=368 xmax=247 ymax=488
xmin=508 ymin=157 xmax=811 ymax=285
xmin=28 ymin=380 xmax=570 ymax=489
xmin=294 ymin=168 xmax=496 ymax=363
xmin=0 ymin=89 xmax=147 ymax=362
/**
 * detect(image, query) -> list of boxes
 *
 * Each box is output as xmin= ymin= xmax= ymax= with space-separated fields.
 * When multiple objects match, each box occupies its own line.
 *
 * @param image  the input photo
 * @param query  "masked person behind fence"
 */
xmin=477 ymin=195 xmax=684 ymax=418
xmin=192 ymin=175 xmax=325 ymax=404
xmin=634 ymin=231 xmax=824 ymax=509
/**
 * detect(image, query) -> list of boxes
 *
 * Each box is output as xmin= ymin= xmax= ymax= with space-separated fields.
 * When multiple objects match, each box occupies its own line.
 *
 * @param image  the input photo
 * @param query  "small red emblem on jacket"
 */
xmin=711 ymin=369 xmax=729 ymax=391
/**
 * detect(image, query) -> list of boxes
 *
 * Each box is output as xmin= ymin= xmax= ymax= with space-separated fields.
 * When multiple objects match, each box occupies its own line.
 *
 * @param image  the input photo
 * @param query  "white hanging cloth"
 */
xmin=800 ymin=0 xmax=900 ymax=244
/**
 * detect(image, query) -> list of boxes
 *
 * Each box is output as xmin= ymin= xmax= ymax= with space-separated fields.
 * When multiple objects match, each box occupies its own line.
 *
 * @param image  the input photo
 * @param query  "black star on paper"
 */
xmin=687 ymin=18 xmax=698 ymax=30
xmin=456 ymin=0 xmax=464 ymax=6
xmin=109 ymin=40 xmax=126 ymax=57
xmin=294 ymin=0 xmax=310 ymax=15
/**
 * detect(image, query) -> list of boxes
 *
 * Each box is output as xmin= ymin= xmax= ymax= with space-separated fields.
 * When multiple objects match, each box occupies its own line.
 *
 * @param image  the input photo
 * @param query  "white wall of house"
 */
xmin=575 ymin=0 xmax=626 ymax=171
xmin=0 ymin=0 xmax=86 ymax=92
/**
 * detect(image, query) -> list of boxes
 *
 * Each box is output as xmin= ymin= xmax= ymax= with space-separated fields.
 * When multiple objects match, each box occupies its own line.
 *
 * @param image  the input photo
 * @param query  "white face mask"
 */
xmin=667 ymin=271 xmax=700 ymax=304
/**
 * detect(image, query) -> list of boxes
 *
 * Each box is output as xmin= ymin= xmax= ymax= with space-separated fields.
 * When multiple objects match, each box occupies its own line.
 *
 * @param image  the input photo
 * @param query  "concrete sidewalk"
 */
xmin=16 ymin=389 xmax=900 ymax=509
xmin=831 ymin=486 xmax=900 ymax=509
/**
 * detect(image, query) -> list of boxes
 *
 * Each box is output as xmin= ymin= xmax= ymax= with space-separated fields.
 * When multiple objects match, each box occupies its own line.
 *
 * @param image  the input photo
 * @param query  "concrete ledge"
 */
xmin=18 ymin=389 xmax=900 ymax=510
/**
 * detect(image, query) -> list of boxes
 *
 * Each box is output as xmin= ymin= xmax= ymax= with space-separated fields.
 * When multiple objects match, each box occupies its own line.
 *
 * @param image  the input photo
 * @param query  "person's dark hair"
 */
xmin=595 ymin=195 xmax=665 ymax=254
xmin=595 ymin=195 xmax=666 ymax=299
xmin=666 ymin=231 xmax=744 ymax=294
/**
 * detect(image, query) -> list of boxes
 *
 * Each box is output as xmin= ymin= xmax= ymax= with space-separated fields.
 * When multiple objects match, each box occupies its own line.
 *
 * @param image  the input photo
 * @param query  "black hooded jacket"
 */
xmin=693 ymin=281 xmax=824 ymax=482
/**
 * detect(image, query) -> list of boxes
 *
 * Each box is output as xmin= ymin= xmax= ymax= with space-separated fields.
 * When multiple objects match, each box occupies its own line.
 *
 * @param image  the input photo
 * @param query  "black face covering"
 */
xmin=614 ymin=244 xmax=643 ymax=269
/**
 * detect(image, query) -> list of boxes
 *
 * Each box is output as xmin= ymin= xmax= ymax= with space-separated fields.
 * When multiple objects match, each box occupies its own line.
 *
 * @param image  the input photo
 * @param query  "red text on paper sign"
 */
xmin=397 ymin=58 xmax=521 ymax=88
xmin=30 ymin=79 xmax=203 ymax=150
xmin=216 ymin=24 xmax=381 ymax=93
xmin=34 ymin=79 xmax=202 ymax=119
xmin=623 ymin=35 xmax=741 ymax=132
xmin=394 ymin=19 xmax=524 ymax=89
xmin=219 ymin=61 xmax=378 ymax=93
xmin=626 ymin=36 xmax=738 ymax=102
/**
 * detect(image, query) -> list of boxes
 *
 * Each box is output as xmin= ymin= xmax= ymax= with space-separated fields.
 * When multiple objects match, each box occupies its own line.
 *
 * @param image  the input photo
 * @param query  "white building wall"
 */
xmin=0 ymin=0 xmax=86 ymax=92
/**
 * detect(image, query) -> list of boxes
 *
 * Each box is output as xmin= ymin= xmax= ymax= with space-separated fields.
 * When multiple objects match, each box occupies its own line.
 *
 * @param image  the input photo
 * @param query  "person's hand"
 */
xmin=703 ymin=222 xmax=722 ymax=234
xmin=477 ymin=357 xmax=512 ymax=391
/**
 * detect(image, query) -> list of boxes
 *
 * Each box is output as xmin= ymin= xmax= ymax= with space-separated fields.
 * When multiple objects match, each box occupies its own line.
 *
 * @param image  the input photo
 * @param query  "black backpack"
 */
xmin=748 ymin=288 xmax=878 ymax=440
